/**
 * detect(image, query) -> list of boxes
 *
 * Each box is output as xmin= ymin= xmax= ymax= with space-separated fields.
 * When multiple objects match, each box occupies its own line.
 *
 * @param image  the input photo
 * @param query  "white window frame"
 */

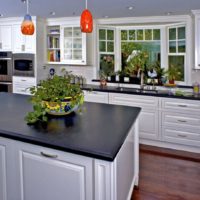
xmin=96 ymin=15 xmax=192 ymax=85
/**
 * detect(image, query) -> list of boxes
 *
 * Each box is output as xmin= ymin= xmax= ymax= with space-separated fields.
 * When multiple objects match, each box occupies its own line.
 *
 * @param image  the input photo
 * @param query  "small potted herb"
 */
xmin=25 ymin=72 xmax=84 ymax=124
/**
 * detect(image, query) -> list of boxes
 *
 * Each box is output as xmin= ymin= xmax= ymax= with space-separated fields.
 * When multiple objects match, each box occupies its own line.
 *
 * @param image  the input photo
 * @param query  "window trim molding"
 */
xmin=95 ymin=15 xmax=192 ymax=85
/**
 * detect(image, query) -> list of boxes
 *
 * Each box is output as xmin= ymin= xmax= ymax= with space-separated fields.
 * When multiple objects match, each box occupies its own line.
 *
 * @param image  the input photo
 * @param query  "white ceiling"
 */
xmin=1 ymin=0 xmax=200 ymax=19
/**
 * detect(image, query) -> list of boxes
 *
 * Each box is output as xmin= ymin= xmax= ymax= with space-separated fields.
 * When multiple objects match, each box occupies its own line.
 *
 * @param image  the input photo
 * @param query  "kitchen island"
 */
xmin=0 ymin=93 xmax=141 ymax=200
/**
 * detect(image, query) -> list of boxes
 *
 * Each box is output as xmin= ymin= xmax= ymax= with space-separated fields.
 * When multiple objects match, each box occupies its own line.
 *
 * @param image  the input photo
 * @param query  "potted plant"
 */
xmin=99 ymin=70 xmax=107 ymax=86
xmin=25 ymin=73 xmax=84 ymax=124
xmin=165 ymin=66 xmax=181 ymax=84
xmin=126 ymin=51 xmax=149 ymax=86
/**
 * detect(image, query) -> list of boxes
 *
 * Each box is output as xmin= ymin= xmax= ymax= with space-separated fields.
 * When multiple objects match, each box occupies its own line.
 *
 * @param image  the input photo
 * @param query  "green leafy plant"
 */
xmin=165 ymin=65 xmax=182 ymax=82
xmin=25 ymin=73 xmax=84 ymax=124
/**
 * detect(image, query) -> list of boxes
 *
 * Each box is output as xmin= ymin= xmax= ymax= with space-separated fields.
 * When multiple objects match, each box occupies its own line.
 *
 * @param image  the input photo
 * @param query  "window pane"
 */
xmin=99 ymin=29 xmax=106 ymax=40
xmin=168 ymin=55 xmax=184 ymax=81
xmin=145 ymin=29 xmax=152 ymax=40
xmin=129 ymin=30 xmax=136 ymax=40
xmin=100 ymin=54 xmax=114 ymax=75
xmin=99 ymin=41 xmax=106 ymax=52
xmin=178 ymin=40 xmax=185 ymax=52
xmin=121 ymin=41 xmax=160 ymax=70
xmin=178 ymin=27 xmax=185 ymax=40
xmin=121 ymin=30 xmax=128 ymax=40
xmin=153 ymin=29 xmax=160 ymax=40
xmin=137 ymin=30 xmax=143 ymax=40
xmin=107 ymin=42 xmax=114 ymax=52
xmin=107 ymin=30 xmax=114 ymax=40
xmin=169 ymin=28 xmax=176 ymax=40
xmin=169 ymin=41 xmax=176 ymax=53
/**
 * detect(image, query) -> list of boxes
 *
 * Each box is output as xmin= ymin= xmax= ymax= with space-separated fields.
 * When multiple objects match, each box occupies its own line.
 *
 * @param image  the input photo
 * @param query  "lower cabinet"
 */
xmin=83 ymin=90 xmax=109 ymax=103
xmin=0 ymin=143 xmax=6 ymax=200
xmin=16 ymin=142 xmax=93 ymax=200
xmin=13 ymin=76 xmax=36 ymax=95
xmin=109 ymin=93 xmax=159 ymax=140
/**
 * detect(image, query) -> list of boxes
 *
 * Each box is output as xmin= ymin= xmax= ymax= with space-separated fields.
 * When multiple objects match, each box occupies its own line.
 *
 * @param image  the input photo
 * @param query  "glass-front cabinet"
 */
xmin=60 ymin=26 xmax=86 ymax=65
xmin=46 ymin=25 xmax=86 ymax=65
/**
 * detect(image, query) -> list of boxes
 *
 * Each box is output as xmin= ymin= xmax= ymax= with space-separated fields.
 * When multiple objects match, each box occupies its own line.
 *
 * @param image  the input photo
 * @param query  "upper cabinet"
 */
xmin=60 ymin=26 xmax=86 ymax=65
xmin=192 ymin=10 xmax=200 ymax=69
xmin=46 ymin=24 xmax=86 ymax=65
xmin=0 ymin=25 xmax=12 ymax=51
xmin=12 ymin=24 xmax=36 ymax=53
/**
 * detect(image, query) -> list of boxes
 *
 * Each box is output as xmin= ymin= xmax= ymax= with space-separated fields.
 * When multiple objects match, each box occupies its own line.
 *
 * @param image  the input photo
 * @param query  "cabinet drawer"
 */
xmin=83 ymin=91 xmax=108 ymax=103
xmin=109 ymin=93 xmax=158 ymax=109
xmin=162 ymin=127 xmax=200 ymax=147
xmin=161 ymin=98 xmax=200 ymax=114
xmin=162 ymin=112 xmax=200 ymax=131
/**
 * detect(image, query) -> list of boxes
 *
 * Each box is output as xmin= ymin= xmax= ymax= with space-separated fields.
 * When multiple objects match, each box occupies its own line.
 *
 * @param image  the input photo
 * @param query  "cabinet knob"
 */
xmin=40 ymin=151 xmax=58 ymax=158
xmin=0 ymin=42 xmax=2 ymax=49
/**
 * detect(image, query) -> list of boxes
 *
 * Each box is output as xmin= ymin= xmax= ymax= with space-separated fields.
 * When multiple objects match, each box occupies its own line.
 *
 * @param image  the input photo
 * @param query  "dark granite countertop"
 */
xmin=0 ymin=93 xmax=141 ymax=161
xmin=81 ymin=84 xmax=200 ymax=101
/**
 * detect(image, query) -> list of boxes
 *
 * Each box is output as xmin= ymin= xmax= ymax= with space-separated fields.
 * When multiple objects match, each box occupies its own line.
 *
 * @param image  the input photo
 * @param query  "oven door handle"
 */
xmin=0 ymin=58 xmax=12 ymax=60
xmin=0 ymin=82 xmax=12 ymax=85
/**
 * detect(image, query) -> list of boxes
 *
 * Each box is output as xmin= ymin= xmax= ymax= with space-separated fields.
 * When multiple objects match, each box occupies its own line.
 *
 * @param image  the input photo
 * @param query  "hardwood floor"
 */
xmin=132 ymin=145 xmax=200 ymax=200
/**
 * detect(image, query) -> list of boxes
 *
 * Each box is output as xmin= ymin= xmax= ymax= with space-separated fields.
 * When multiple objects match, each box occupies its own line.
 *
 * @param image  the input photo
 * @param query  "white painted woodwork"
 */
xmin=0 ymin=117 xmax=139 ymax=200
xmin=13 ymin=76 xmax=36 ymax=95
xmin=94 ymin=119 xmax=139 ymax=200
xmin=109 ymin=93 xmax=159 ymax=140
xmin=161 ymin=97 xmax=200 ymax=114
xmin=0 ymin=144 xmax=6 ymax=200
xmin=0 ymin=25 xmax=12 ymax=51
xmin=83 ymin=90 xmax=109 ymax=103
xmin=12 ymin=24 xmax=36 ymax=53
xmin=192 ymin=10 xmax=200 ymax=69
xmin=161 ymin=97 xmax=200 ymax=147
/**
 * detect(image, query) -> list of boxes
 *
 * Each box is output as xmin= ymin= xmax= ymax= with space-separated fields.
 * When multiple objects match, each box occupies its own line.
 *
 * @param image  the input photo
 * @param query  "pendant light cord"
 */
xmin=86 ymin=0 xmax=87 ymax=9
xmin=27 ymin=0 xmax=29 ymax=14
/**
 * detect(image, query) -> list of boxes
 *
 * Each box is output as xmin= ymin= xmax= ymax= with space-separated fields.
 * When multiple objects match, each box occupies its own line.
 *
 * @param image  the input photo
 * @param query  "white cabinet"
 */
xmin=12 ymin=24 xmax=36 ymax=53
xmin=0 ymin=25 xmax=12 ymax=51
xmin=15 ymin=142 xmax=93 ymax=200
xmin=60 ymin=26 xmax=86 ymax=65
xmin=13 ymin=76 xmax=36 ymax=95
xmin=0 ymin=143 xmax=7 ymax=200
xmin=192 ymin=10 xmax=200 ymax=69
xmin=161 ymin=98 xmax=200 ymax=147
xmin=109 ymin=93 xmax=159 ymax=140
xmin=83 ymin=90 xmax=109 ymax=103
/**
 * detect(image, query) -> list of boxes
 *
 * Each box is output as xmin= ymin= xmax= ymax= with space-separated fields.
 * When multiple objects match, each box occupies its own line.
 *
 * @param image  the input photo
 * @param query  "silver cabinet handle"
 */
xmin=178 ymin=104 xmax=187 ymax=107
xmin=177 ymin=119 xmax=187 ymax=123
xmin=40 ymin=152 xmax=58 ymax=158
xmin=177 ymin=134 xmax=187 ymax=138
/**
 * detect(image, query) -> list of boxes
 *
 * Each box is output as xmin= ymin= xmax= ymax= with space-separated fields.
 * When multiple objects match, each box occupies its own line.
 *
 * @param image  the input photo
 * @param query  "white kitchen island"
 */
xmin=0 ymin=93 xmax=141 ymax=200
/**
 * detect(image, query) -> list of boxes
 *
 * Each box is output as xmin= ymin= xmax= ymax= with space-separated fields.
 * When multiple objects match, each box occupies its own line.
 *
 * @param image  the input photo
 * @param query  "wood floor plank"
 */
xmin=132 ymin=145 xmax=200 ymax=200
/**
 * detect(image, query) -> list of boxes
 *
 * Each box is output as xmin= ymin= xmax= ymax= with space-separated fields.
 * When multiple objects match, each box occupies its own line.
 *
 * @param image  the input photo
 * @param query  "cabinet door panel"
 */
xmin=19 ymin=151 xmax=88 ymax=200
xmin=0 ymin=144 xmax=6 ymax=200
xmin=139 ymin=110 xmax=159 ymax=140
xmin=1 ymin=25 xmax=12 ymax=50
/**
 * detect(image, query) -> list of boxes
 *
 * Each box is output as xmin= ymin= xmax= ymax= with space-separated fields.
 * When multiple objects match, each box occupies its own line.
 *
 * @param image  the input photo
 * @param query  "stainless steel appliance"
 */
xmin=0 ymin=51 xmax=12 ymax=81
xmin=13 ymin=53 xmax=35 ymax=77
xmin=0 ymin=52 xmax=13 ymax=93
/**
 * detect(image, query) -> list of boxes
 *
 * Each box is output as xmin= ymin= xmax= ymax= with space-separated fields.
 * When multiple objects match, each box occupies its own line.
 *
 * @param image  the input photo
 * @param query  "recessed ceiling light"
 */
xmin=21 ymin=0 xmax=26 ymax=3
xmin=165 ymin=12 xmax=173 ymax=15
xmin=50 ymin=11 xmax=56 ymax=16
xmin=127 ymin=6 xmax=134 ymax=10
xmin=104 ymin=15 xmax=109 ymax=18
xmin=0 ymin=14 xmax=3 ymax=17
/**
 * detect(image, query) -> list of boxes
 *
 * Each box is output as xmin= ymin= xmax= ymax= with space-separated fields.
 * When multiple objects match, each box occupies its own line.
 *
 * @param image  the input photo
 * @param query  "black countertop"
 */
xmin=0 ymin=93 xmax=141 ymax=161
xmin=81 ymin=84 xmax=200 ymax=101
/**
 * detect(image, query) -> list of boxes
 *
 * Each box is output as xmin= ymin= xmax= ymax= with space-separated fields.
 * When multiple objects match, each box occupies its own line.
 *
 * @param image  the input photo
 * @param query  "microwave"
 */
xmin=13 ymin=53 xmax=35 ymax=77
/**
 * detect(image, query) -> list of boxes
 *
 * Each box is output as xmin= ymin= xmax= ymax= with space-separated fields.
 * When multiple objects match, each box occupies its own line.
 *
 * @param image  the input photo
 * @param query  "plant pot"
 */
xmin=169 ymin=79 xmax=175 ymax=84
xmin=111 ymin=75 xmax=116 ymax=82
xmin=115 ymin=75 xmax=120 ymax=82
xmin=43 ymin=97 xmax=79 ymax=116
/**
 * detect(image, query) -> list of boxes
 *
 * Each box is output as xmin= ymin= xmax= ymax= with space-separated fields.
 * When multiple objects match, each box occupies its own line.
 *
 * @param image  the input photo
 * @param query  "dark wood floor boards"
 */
xmin=132 ymin=145 xmax=200 ymax=200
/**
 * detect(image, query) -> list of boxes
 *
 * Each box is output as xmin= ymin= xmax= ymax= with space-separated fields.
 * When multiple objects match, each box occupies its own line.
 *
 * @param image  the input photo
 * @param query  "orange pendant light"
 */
xmin=21 ymin=0 xmax=35 ymax=35
xmin=80 ymin=0 xmax=93 ymax=33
